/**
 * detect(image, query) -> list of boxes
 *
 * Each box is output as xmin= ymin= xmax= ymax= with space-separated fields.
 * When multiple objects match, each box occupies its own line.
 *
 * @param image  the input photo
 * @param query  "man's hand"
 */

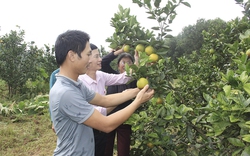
xmin=135 ymin=84 xmax=154 ymax=104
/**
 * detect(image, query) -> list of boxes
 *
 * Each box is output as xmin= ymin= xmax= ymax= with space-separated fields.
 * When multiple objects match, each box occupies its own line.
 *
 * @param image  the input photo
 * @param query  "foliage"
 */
xmin=132 ymin=0 xmax=191 ymax=40
xmin=0 ymin=26 xmax=57 ymax=98
xmin=106 ymin=0 xmax=250 ymax=155
xmin=166 ymin=18 xmax=227 ymax=62
xmin=1 ymin=0 xmax=250 ymax=155
xmin=105 ymin=4 xmax=155 ymax=51
xmin=235 ymin=0 xmax=250 ymax=19
xmin=0 ymin=94 xmax=49 ymax=117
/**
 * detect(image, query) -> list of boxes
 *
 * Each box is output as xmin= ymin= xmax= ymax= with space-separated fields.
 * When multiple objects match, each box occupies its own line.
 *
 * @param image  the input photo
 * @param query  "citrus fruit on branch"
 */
xmin=149 ymin=53 xmax=159 ymax=62
xmin=137 ymin=77 xmax=149 ymax=89
xmin=123 ymin=45 xmax=130 ymax=52
xmin=145 ymin=45 xmax=155 ymax=55
xmin=136 ymin=44 xmax=145 ymax=52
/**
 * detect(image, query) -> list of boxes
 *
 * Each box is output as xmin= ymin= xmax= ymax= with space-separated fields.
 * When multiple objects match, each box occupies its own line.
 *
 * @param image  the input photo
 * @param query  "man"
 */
xmin=49 ymin=30 xmax=154 ymax=156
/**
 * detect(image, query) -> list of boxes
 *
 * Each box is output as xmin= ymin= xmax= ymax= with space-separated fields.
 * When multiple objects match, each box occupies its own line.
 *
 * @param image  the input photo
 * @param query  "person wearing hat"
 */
xmin=49 ymin=30 xmax=154 ymax=156
xmin=101 ymin=48 xmax=138 ymax=156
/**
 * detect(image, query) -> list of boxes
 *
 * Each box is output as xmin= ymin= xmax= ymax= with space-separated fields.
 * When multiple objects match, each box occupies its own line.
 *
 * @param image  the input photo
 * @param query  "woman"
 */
xmin=78 ymin=43 xmax=138 ymax=156
xmin=101 ymin=49 xmax=138 ymax=156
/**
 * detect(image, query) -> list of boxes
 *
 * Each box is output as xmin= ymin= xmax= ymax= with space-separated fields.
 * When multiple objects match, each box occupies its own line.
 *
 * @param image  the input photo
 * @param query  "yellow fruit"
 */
xmin=137 ymin=78 xmax=149 ymax=89
xmin=246 ymin=49 xmax=250 ymax=57
xmin=156 ymin=97 xmax=163 ymax=104
xmin=147 ymin=142 xmax=154 ymax=148
xmin=135 ymin=44 xmax=145 ymax=52
xmin=145 ymin=46 xmax=155 ymax=55
xmin=149 ymin=54 xmax=159 ymax=62
xmin=123 ymin=45 xmax=130 ymax=53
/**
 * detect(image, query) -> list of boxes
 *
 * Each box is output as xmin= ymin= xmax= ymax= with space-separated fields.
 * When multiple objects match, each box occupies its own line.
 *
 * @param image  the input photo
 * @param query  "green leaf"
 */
xmin=129 ymin=64 xmax=138 ymax=72
xmin=174 ymin=114 xmax=182 ymax=119
xmin=227 ymin=138 xmax=245 ymax=147
xmin=239 ymin=29 xmax=250 ymax=40
xmin=148 ymin=132 xmax=159 ymax=139
xmin=160 ymin=107 xmax=166 ymax=117
xmin=242 ymin=134 xmax=250 ymax=143
xmin=243 ymin=83 xmax=250 ymax=95
xmin=151 ymin=27 xmax=160 ymax=30
xmin=178 ymin=104 xmax=193 ymax=115
xmin=223 ymin=85 xmax=231 ymax=96
xmin=180 ymin=1 xmax=191 ymax=8
xmin=203 ymin=93 xmax=212 ymax=102
xmin=239 ymin=71 xmax=249 ymax=84
xmin=241 ymin=146 xmax=250 ymax=156
xmin=165 ymin=92 xmax=173 ymax=103
xmin=154 ymin=0 xmax=161 ymax=7
xmin=164 ymin=115 xmax=173 ymax=120
xmin=212 ymin=121 xmax=231 ymax=136
xmin=164 ymin=34 xmax=174 ymax=38
xmin=144 ymin=0 xmax=151 ymax=9
xmin=157 ymin=51 xmax=168 ymax=55
xmin=169 ymin=150 xmax=177 ymax=156
xmin=139 ymin=111 xmax=148 ymax=118
xmin=147 ymin=16 xmax=156 ymax=20
xmin=232 ymin=149 xmax=242 ymax=156
xmin=186 ymin=125 xmax=193 ymax=142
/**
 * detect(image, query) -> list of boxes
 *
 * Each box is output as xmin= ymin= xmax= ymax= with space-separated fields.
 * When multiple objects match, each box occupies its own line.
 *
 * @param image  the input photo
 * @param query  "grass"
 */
xmin=0 ymin=113 xmax=56 ymax=156
xmin=0 ymin=113 xmax=119 ymax=156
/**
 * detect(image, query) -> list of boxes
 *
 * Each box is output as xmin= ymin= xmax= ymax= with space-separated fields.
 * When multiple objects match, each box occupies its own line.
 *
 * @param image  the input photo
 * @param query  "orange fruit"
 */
xmin=149 ymin=54 xmax=159 ymax=62
xmin=137 ymin=77 xmax=148 ymax=89
xmin=156 ymin=97 xmax=163 ymax=104
xmin=135 ymin=44 xmax=145 ymax=52
xmin=123 ymin=45 xmax=130 ymax=52
xmin=145 ymin=46 xmax=155 ymax=55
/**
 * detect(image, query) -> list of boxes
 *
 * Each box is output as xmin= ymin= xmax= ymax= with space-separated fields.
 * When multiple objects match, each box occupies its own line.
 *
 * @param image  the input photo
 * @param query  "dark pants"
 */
xmin=104 ymin=124 xmax=132 ymax=156
xmin=93 ymin=129 xmax=107 ymax=156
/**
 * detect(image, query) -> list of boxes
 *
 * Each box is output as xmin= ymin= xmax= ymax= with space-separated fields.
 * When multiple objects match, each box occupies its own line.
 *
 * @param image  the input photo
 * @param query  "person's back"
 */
xmin=49 ymin=68 xmax=60 ymax=89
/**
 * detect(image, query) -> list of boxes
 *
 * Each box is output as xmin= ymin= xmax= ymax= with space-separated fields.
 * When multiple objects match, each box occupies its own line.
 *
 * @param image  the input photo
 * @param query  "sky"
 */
xmin=0 ymin=0 xmax=244 ymax=50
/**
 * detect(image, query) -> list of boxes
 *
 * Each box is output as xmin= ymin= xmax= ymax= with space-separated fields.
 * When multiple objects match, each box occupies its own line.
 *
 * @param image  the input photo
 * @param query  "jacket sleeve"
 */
xmin=101 ymin=52 xmax=118 ymax=74
xmin=100 ymin=71 xmax=131 ymax=86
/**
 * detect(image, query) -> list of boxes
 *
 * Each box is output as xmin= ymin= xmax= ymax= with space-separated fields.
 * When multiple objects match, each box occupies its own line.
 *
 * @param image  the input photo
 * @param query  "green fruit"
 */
xmin=136 ymin=44 xmax=145 ymax=52
xmin=145 ymin=46 xmax=155 ymax=55
xmin=123 ymin=45 xmax=130 ymax=52
xmin=246 ymin=49 xmax=250 ymax=57
xmin=209 ymin=48 xmax=215 ymax=54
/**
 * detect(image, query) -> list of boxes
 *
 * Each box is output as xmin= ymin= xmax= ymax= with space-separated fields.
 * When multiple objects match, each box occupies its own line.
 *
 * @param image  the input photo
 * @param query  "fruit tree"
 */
xmin=105 ymin=0 xmax=250 ymax=155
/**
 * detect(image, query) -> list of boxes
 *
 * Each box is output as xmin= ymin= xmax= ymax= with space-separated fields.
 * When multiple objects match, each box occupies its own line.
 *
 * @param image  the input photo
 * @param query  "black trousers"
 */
xmin=93 ymin=128 xmax=107 ymax=156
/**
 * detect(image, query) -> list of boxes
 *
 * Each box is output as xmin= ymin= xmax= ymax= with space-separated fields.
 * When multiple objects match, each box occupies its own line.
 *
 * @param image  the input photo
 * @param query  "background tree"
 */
xmin=0 ymin=26 xmax=57 ymax=98
xmin=235 ymin=0 xmax=250 ymax=19
xmin=166 ymin=18 xmax=227 ymax=62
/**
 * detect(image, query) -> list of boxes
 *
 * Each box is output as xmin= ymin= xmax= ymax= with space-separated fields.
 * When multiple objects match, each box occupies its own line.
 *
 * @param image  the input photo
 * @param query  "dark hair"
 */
xmin=117 ymin=53 xmax=134 ymax=65
xmin=90 ymin=43 xmax=98 ymax=50
xmin=55 ymin=30 xmax=90 ymax=65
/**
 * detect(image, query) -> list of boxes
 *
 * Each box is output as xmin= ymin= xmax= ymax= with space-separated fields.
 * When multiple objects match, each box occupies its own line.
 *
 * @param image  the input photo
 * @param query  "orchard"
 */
xmin=1 ymin=0 xmax=250 ymax=155
xmin=105 ymin=0 xmax=250 ymax=155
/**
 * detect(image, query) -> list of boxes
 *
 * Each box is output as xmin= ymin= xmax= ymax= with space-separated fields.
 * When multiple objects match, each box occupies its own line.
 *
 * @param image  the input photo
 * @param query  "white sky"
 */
xmin=0 ymin=0 xmax=244 ymax=50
